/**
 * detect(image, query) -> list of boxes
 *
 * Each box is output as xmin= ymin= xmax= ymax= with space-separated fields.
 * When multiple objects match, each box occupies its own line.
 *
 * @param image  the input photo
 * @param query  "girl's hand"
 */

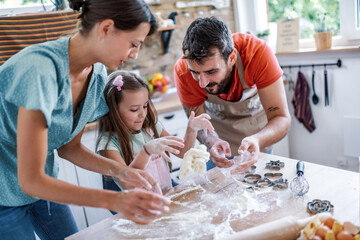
xmin=144 ymin=136 xmax=184 ymax=161
xmin=187 ymin=111 xmax=215 ymax=137
xmin=110 ymin=188 xmax=171 ymax=224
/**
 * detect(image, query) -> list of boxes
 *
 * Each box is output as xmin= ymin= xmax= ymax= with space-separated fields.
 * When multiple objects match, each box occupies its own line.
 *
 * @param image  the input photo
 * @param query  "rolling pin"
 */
xmin=224 ymin=212 xmax=332 ymax=240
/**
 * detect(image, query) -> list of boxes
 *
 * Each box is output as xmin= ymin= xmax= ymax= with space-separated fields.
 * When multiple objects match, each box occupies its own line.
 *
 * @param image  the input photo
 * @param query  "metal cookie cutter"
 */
xmin=265 ymin=160 xmax=285 ymax=170
xmin=264 ymin=172 xmax=283 ymax=183
xmin=256 ymin=179 xmax=272 ymax=188
xmin=244 ymin=174 xmax=261 ymax=184
xmin=307 ymin=199 xmax=334 ymax=214
xmin=272 ymin=179 xmax=288 ymax=190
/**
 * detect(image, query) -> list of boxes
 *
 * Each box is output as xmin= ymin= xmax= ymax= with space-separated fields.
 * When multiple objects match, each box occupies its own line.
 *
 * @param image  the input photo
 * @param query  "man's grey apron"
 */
xmin=205 ymin=52 xmax=272 ymax=156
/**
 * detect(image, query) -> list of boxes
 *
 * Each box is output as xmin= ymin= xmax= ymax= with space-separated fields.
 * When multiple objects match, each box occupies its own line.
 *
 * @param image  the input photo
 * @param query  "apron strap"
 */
xmin=235 ymin=50 xmax=250 ymax=90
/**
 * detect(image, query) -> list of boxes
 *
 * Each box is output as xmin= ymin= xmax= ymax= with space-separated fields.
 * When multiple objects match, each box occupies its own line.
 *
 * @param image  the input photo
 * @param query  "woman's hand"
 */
xmin=187 ymin=111 xmax=215 ymax=137
xmin=110 ymin=188 xmax=171 ymax=224
xmin=144 ymin=136 xmax=184 ymax=161
xmin=116 ymin=166 xmax=159 ymax=191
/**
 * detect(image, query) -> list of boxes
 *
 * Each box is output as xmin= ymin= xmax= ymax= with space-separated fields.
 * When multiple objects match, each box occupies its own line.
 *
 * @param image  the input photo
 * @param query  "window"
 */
xmin=0 ymin=0 xmax=62 ymax=16
xmin=268 ymin=0 xmax=340 ymax=39
xmin=233 ymin=0 xmax=360 ymax=50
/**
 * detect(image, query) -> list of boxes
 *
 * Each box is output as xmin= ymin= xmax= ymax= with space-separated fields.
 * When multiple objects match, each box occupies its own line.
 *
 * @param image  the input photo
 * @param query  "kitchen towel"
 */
xmin=292 ymin=71 xmax=316 ymax=132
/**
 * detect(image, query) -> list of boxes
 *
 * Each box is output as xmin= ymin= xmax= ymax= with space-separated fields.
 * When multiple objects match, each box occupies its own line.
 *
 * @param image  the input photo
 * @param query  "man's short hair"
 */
xmin=182 ymin=17 xmax=234 ymax=63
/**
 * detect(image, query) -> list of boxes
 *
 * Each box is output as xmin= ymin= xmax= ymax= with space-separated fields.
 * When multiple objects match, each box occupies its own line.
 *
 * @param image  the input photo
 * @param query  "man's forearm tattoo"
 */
xmin=267 ymin=106 xmax=280 ymax=112
xmin=197 ymin=130 xmax=212 ymax=149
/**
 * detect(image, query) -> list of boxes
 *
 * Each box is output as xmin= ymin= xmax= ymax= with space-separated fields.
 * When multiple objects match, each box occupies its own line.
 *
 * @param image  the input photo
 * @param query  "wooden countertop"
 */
xmin=83 ymin=90 xmax=183 ymax=132
xmin=66 ymin=153 xmax=360 ymax=239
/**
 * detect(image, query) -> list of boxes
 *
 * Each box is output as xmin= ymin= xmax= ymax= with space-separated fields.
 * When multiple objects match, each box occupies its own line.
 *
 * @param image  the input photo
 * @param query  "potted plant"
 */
xmin=313 ymin=11 xmax=332 ymax=50
xmin=257 ymin=29 xmax=270 ymax=42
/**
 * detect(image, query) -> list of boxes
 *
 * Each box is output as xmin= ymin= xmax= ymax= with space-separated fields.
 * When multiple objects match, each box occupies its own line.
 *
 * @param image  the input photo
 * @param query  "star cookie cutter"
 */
xmin=307 ymin=199 xmax=334 ymax=214
xmin=265 ymin=160 xmax=285 ymax=170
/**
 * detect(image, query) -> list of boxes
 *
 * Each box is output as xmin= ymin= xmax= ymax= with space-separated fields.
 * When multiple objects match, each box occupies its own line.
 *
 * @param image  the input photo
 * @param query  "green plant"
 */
xmin=256 ymin=29 xmax=270 ymax=38
xmin=315 ymin=11 xmax=329 ymax=32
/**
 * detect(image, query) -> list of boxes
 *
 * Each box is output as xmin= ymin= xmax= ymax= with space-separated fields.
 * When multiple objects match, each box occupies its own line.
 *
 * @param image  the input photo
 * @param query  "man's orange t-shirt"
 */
xmin=174 ymin=33 xmax=283 ymax=107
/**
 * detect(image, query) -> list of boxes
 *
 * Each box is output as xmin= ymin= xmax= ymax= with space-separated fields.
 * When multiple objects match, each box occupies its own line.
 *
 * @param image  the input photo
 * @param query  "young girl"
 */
xmin=97 ymin=71 xmax=214 ymax=196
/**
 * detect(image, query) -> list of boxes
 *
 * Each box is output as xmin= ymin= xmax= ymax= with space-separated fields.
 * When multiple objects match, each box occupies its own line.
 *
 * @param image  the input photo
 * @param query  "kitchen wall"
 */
xmin=119 ymin=0 xmax=234 ymax=84
xmin=120 ymin=0 xmax=360 ymax=172
xmin=276 ymin=50 xmax=360 ymax=172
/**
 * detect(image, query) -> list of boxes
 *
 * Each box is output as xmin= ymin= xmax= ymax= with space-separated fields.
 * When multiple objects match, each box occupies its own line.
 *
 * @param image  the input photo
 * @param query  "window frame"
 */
xmin=340 ymin=0 xmax=360 ymax=41
xmin=233 ymin=0 xmax=360 ymax=49
xmin=0 ymin=3 xmax=56 ymax=16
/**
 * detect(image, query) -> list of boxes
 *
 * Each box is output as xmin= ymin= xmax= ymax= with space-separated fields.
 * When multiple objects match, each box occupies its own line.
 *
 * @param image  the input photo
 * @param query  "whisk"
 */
xmin=290 ymin=161 xmax=309 ymax=196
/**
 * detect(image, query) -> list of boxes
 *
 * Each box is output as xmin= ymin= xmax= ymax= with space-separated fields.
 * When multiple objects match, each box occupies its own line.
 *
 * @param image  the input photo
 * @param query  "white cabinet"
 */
xmin=56 ymin=129 xmax=112 ymax=231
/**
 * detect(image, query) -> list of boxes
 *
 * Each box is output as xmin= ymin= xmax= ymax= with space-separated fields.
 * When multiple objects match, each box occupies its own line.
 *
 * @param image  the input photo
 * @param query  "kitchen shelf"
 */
xmin=276 ymin=45 xmax=360 ymax=56
xmin=157 ymin=25 xmax=183 ymax=31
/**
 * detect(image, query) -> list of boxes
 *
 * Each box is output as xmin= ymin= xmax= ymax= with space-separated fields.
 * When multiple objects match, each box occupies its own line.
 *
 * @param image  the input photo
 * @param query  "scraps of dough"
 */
xmin=179 ymin=144 xmax=210 ymax=180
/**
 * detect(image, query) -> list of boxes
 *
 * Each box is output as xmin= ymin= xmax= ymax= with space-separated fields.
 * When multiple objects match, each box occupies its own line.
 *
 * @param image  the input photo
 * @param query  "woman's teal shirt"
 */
xmin=0 ymin=37 xmax=109 ymax=206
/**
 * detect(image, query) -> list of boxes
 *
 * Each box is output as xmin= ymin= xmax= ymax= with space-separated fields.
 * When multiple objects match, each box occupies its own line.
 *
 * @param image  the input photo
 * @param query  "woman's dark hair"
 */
xmin=182 ymin=17 xmax=234 ymax=63
xmin=96 ymin=71 xmax=159 ymax=166
xmin=68 ymin=0 xmax=158 ymax=36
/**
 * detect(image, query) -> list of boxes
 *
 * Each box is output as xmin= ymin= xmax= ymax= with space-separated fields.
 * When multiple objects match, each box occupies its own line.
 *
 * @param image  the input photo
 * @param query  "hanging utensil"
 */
xmin=324 ymin=66 xmax=329 ymax=106
xmin=288 ymin=66 xmax=294 ymax=91
xmin=289 ymin=161 xmax=309 ymax=196
xmin=311 ymin=66 xmax=319 ymax=105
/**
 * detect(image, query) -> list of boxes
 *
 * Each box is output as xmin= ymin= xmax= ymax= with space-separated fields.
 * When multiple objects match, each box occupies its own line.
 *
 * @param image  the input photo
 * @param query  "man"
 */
xmin=174 ymin=17 xmax=291 ymax=170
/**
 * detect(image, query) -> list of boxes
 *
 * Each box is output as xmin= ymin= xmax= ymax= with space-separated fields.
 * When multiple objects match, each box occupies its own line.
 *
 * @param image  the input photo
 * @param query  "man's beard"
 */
xmin=205 ymin=67 xmax=232 ymax=95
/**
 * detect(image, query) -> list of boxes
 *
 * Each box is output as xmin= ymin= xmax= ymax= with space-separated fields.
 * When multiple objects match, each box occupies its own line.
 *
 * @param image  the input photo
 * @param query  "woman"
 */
xmin=0 ymin=0 xmax=170 ymax=239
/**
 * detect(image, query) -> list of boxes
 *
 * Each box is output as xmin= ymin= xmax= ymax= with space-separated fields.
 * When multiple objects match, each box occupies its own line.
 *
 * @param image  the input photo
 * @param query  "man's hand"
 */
xmin=209 ymin=139 xmax=233 ymax=168
xmin=230 ymin=150 xmax=257 ymax=174
xmin=233 ymin=136 xmax=260 ymax=172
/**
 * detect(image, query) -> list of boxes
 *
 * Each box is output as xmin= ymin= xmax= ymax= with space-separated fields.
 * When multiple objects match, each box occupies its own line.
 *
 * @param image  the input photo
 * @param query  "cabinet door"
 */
xmin=158 ymin=109 xmax=188 ymax=135
xmin=56 ymin=152 xmax=88 ymax=230
xmin=79 ymin=130 xmax=113 ymax=227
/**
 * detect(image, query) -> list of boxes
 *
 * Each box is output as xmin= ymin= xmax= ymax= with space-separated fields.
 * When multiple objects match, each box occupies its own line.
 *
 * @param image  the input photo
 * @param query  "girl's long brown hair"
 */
xmin=96 ymin=71 xmax=159 ymax=166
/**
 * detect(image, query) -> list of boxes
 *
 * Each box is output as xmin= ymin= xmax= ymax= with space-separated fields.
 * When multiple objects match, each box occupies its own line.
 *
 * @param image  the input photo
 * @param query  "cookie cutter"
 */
xmin=307 ymin=199 xmax=334 ymax=214
xmin=272 ymin=179 xmax=288 ymax=189
xmin=265 ymin=160 xmax=285 ymax=170
xmin=256 ymin=179 xmax=272 ymax=188
xmin=264 ymin=172 xmax=283 ymax=183
xmin=244 ymin=174 xmax=261 ymax=184
xmin=246 ymin=165 xmax=257 ymax=174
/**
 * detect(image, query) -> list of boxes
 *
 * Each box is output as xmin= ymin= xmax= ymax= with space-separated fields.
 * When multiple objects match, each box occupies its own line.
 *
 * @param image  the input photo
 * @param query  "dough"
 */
xmin=179 ymin=145 xmax=210 ymax=180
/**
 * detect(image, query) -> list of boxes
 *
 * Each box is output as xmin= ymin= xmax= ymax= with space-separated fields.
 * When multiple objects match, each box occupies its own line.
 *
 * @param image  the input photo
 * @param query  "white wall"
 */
xmin=276 ymin=50 xmax=360 ymax=172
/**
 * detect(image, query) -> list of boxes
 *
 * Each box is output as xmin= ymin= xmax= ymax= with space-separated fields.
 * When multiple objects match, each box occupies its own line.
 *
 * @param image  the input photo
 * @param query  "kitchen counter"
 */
xmin=66 ymin=153 xmax=360 ymax=239
xmin=84 ymin=87 xmax=183 ymax=132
